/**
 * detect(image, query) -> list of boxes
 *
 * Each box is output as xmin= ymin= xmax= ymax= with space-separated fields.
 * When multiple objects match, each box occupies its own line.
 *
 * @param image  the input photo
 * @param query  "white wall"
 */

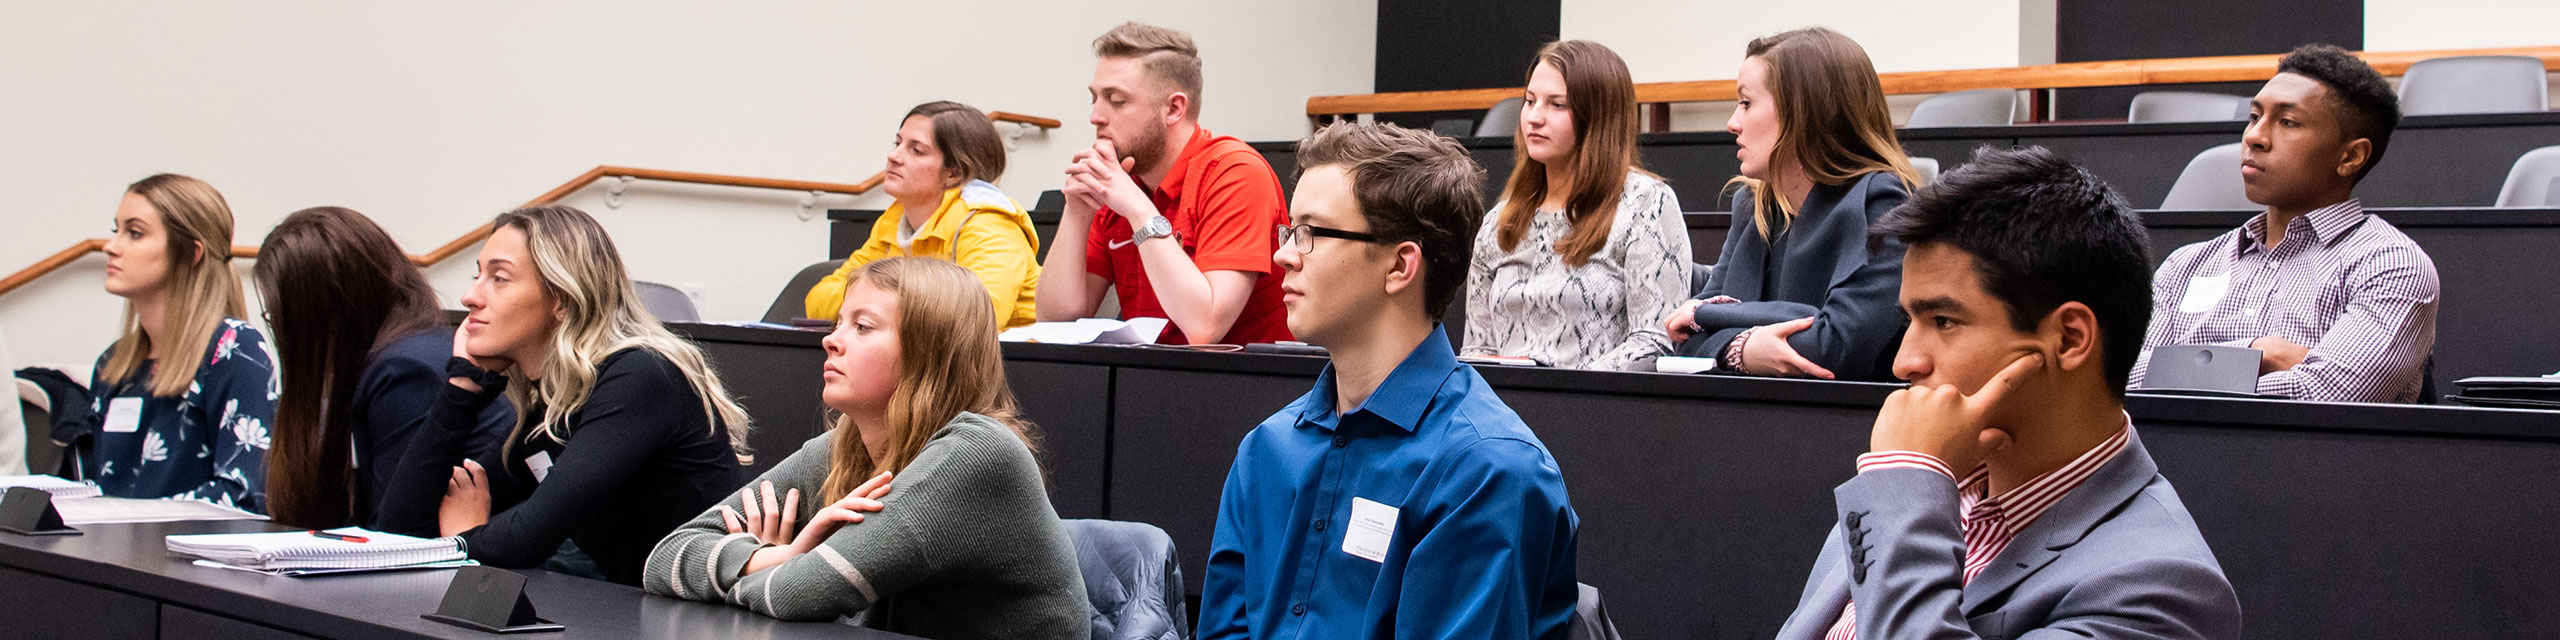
xmin=2366 ymin=0 xmax=2558 ymax=50
xmin=0 ymin=1 xmax=1374 ymax=367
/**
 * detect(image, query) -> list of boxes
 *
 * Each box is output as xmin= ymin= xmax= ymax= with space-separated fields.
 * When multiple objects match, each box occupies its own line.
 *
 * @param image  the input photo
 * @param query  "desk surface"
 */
xmin=0 ymin=520 xmax=915 ymax=640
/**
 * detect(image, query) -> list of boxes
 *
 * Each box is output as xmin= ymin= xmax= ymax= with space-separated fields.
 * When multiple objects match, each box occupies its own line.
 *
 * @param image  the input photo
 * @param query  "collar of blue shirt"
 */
xmin=1290 ymin=327 xmax=1464 ymax=435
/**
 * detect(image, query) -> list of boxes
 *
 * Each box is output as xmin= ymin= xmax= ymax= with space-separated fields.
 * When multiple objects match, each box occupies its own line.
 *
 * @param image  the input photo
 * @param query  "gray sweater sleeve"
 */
xmin=642 ymin=415 xmax=1058 ymax=622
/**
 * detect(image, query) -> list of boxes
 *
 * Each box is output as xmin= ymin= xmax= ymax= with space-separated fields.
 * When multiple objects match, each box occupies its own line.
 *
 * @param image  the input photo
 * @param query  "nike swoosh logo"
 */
xmin=1108 ymin=239 xmax=1136 ymax=250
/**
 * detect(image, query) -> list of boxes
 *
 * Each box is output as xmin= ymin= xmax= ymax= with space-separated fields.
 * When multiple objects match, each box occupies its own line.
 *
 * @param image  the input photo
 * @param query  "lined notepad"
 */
xmin=168 ymin=527 xmax=467 ymax=571
xmin=0 ymin=475 xmax=102 ymax=499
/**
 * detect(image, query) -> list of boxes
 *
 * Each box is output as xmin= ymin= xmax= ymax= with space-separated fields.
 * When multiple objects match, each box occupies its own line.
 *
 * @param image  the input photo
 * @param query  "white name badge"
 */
xmin=2178 ymin=273 xmax=2232 ymax=314
xmin=1342 ymin=497 xmax=1399 ymax=563
xmin=104 ymin=398 xmax=145 ymax=433
xmin=526 ymin=451 xmax=555 ymax=483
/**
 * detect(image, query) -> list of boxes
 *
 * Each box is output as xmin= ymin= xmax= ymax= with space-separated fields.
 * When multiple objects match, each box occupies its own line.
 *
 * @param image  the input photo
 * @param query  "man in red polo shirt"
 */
xmin=1036 ymin=21 xmax=1292 ymax=345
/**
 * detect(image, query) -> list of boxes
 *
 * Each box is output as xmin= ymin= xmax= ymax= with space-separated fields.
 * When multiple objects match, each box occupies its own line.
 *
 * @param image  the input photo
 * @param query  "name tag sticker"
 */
xmin=1342 ymin=497 xmax=1398 ymax=563
xmin=2178 ymin=273 xmax=2231 ymax=314
xmin=104 ymin=398 xmax=144 ymax=433
xmin=526 ymin=451 xmax=554 ymax=483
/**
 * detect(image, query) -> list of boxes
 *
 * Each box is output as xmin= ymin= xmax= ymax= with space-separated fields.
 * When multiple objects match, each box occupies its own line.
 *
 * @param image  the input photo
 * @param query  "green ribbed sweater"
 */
xmin=642 ymin=413 xmax=1087 ymax=639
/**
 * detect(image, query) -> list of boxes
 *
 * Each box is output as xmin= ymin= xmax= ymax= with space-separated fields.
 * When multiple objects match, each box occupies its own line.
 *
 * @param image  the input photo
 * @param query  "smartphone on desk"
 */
xmin=1245 ymin=341 xmax=1330 ymax=357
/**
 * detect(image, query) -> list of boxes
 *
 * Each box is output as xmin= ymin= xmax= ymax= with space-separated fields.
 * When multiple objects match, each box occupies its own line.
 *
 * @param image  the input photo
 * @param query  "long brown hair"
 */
xmin=906 ymin=101 xmax=1006 ymax=185
xmin=103 ymin=174 xmax=248 ymax=397
xmin=1727 ymin=27 xmax=1921 ymax=238
xmin=820 ymin=257 xmax=1042 ymax=501
xmin=1494 ymin=40 xmax=1646 ymax=267
xmin=492 ymin=205 xmax=754 ymax=465
xmin=253 ymin=207 xmax=442 ymax=528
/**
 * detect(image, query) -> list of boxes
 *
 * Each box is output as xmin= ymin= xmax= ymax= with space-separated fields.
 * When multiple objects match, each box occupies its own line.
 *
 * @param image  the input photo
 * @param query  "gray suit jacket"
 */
xmin=1772 ymin=430 xmax=2241 ymax=640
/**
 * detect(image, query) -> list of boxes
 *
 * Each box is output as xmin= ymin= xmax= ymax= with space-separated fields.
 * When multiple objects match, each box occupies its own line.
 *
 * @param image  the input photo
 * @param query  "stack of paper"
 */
xmin=0 ymin=475 xmax=102 ymax=499
xmin=998 ymin=317 xmax=1169 ymax=344
xmin=55 ymin=496 xmax=266 ymax=525
xmin=169 ymin=527 xmax=471 ymax=576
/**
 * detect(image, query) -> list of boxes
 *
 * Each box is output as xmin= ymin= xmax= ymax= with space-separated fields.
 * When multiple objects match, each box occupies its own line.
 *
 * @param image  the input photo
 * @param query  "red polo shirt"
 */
xmin=1085 ymin=126 xmax=1293 ymax=345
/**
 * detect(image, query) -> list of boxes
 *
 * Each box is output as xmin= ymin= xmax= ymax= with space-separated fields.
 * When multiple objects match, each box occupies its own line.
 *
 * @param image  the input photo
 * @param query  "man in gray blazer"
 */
xmin=1773 ymin=146 xmax=2242 ymax=640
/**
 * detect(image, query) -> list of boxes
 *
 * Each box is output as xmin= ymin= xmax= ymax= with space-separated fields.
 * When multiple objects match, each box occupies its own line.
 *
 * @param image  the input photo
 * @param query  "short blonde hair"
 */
xmin=1093 ymin=22 xmax=1204 ymax=119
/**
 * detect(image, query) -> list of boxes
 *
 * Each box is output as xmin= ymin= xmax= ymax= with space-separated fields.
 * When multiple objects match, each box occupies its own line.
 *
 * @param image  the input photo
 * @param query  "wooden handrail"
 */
xmin=3 ymin=108 xmax=1061 ymax=299
xmin=1 ymin=165 xmax=871 ymax=298
xmin=1308 ymin=45 xmax=2560 ymax=117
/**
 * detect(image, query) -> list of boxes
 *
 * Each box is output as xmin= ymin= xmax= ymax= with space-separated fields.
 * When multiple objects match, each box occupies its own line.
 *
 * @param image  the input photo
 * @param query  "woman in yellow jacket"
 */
xmin=805 ymin=101 xmax=1041 ymax=329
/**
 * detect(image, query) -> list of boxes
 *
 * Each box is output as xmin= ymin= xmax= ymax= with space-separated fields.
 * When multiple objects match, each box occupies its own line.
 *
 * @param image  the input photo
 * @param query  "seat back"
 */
xmin=2397 ymin=55 xmax=2550 ymax=116
xmin=1906 ymin=89 xmax=2018 ymax=128
xmin=1062 ymin=519 xmax=1188 ymax=640
xmin=1476 ymin=97 xmax=1526 ymax=138
xmin=2129 ymin=91 xmax=2250 ymax=123
xmin=632 ymin=281 xmax=700 ymax=324
xmin=2159 ymin=142 xmax=2254 ymax=210
xmin=1568 ymin=582 xmax=1624 ymax=640
xmin=761 ymin=259 xmax=848 ymax=324
xmin=2495 ymin=146 xmax=2560 ymax=207
xmin=1034 ymin=190 xmax=1068 ymax=216
xmin=1910 ymin=156 xmax=1941 ymax=187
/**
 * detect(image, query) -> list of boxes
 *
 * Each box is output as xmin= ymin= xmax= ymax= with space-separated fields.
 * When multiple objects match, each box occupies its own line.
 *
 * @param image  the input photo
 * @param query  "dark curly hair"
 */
xmin=2277 ymin=43 xmax=2401 ymax=182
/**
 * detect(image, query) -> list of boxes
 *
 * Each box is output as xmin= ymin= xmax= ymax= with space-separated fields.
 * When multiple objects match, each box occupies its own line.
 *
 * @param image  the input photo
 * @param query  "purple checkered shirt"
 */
xmin=2132 ymin=199 xmax=2440 ymax=403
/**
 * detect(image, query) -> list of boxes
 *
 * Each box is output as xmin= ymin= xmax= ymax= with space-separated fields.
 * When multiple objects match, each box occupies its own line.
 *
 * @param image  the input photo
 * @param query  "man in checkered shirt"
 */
xmin=2132 ymin=44 xmax=2440 ymax=403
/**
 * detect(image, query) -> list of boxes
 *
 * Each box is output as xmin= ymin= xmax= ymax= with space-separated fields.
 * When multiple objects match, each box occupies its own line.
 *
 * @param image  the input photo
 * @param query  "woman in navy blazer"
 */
xmin=1664 ymin=27 xmax=1924 ymax=381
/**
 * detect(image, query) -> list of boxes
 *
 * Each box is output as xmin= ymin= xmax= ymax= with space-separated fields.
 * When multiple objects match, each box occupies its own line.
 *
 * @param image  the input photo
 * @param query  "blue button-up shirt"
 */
xmin=1200 ymin=328 xmax=1579 ymax=640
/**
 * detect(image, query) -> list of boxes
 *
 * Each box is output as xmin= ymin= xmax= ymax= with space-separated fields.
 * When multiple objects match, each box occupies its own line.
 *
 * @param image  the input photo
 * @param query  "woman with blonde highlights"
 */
xmin=83 ymin=173 xmax=275 ymax=511
xmin=1665 ymin=26 xmax=1923 ymax=381
xmin=377 ymin=205 xmax=753 ymax=586
xmin=1463 ymin=39 xmax=1692 ymax=371
xmin=648 ymin=257 xmax=1086 ymax=636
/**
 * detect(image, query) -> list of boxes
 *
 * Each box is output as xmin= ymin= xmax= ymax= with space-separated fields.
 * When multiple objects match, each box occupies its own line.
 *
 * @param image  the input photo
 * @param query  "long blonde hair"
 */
xmin=103 ymin=174 xmax=248 ymax=397
xmin=820 ymin=257 xmax=1041 ymax=501
xmin=1494 ymin=40 xmax=1647 ymax=267
xmin=491 ymin=205 xmax=753 ymax=465
xmin=1726 ymin=27 xmax=1921 ymax=239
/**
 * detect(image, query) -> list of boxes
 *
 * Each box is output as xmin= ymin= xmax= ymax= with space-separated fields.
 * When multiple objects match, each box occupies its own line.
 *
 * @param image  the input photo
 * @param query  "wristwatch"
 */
xmin=1130 ymin=214 xmax=1176 ymax=245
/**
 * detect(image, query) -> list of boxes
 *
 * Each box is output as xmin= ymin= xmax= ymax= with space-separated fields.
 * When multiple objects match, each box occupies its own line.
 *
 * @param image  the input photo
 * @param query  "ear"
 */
xmin=2335 ymin=137 xmax=2372 ymax=180
xmin=1162 ymin=91 xmax=1191 ymax=124
xmin=1381 ymin=241 xmax=1423 ymax=298
xmin=2042 ymin=301 xmax=2101 ymax=375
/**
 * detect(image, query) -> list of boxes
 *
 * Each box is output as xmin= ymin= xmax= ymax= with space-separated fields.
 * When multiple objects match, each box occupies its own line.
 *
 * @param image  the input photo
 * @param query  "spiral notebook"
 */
xmin=167 ymin=527 xmax=468 ymax=571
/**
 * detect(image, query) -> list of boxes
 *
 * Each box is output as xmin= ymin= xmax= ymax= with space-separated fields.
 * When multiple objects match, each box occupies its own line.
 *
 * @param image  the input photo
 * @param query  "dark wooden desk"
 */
xmin=0 ymin=520 xmax=916 ymax=640
xmin=672 ymin=325 xmax=2560 ymax=640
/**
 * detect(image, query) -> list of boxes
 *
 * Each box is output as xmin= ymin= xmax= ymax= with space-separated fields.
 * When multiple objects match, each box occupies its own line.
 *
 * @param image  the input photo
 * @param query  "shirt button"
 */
xmin=1291 ymin=603 xmax=1306 ymax=616
xmin=1332 ymin=436 xmax=1348 ymax=448
xmin=1314 ymin=519 xmax=1328 ymax=531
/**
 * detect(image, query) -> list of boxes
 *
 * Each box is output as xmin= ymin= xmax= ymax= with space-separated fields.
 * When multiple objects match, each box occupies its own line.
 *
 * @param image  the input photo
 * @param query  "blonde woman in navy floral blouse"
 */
xmin=80 ymin=175 xmax=276 ymax=512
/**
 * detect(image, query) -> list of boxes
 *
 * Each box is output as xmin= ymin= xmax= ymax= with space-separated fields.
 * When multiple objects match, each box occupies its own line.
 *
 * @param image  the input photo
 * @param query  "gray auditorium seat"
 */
xmin=2129 ymin=91 xmax=2250 ymax=123
xmin=632 ymin=280 xmax=700 ymax=323
xmin=1905 ymin=89 xmax=2018 ymax=128
xmin=1033 ymin=189 xmax=1066 ymax=215
xmin=2396 ymin=55 xmax=2550 ymax=116
xmin=1477 ymin=97 xmax=1525 ymax=138
xmin=2496 ymin=146 xmax=2560 ymax=207
xmin=763 ymin=259 xmax=847 ymax=324
xmin=1911 ymin=156 xmax=1940 ymax=186
xmin=2159 ymin=142 xmax=2254 ymax=210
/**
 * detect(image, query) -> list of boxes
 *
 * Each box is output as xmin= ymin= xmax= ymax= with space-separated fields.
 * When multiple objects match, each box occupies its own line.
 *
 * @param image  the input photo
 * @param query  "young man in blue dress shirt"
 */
xmin=1199 ymin=122 xmax=1580 ymax=640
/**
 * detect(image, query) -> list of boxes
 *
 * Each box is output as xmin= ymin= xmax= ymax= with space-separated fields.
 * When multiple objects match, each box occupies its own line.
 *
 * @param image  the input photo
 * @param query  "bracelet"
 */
xmin=446 ymin=357 xmax=510 ymax=393
xmin=1723 ymin=327 xmax=1758 ymax=373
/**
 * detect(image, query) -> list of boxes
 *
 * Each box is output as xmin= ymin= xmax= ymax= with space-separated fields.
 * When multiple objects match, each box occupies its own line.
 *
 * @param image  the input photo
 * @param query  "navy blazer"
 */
xmin=1681 ymin=172 xmax=1910 ymax=381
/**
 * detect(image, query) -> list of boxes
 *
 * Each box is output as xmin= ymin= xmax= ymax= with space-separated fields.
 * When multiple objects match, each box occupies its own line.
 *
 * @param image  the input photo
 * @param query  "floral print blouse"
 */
xmin=84 ymin=318 xmax=277 ymax=511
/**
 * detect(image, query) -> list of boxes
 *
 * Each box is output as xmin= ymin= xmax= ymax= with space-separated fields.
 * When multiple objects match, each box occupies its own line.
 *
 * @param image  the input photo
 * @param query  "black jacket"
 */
xmin=1680 ymin=171 xmax=1910 ymax=381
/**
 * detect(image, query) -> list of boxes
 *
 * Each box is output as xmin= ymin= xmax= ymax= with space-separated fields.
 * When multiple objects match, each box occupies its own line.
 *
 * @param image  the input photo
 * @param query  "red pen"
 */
xmin=309 ymin=530 xmax=370 ymax=543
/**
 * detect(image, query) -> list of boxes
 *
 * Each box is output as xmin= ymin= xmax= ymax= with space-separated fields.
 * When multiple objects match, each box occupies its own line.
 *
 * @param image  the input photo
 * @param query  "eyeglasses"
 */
xmin=1276 ymin=223 xmax=1389 ymax=255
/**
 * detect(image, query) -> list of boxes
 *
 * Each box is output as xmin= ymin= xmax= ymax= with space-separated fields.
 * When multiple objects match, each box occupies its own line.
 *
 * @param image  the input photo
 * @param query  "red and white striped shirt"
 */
xmin=1822 ymin=421 xmax=2135 ymax=640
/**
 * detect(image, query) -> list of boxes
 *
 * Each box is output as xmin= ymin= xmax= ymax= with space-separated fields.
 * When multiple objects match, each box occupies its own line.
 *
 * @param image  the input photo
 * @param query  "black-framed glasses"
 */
xmin=1276 ymin=223 xmax=1389 ymax=255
